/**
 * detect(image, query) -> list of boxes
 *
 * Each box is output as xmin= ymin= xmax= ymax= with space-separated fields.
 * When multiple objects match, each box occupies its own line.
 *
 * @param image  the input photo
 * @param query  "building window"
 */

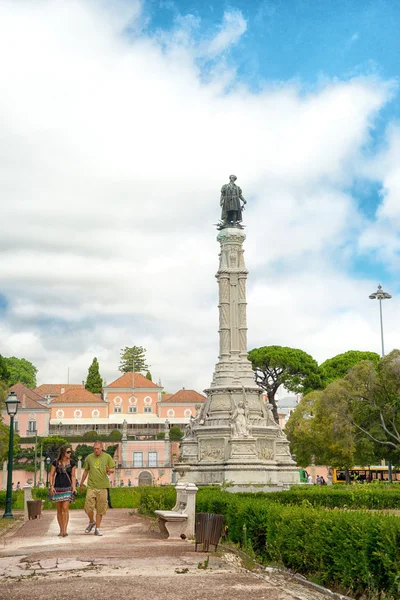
xmin=133 ymin=452 xmax=143 ymax=467
xmin=129 ymin=406 xmax=137 ymax=413
xmin=148 ymin=452 xmax=157 ymax=467
xmin=28 ymin=420 xmax=36 ymax=432
xmin=114 ymin=407 xmax=122 ymax=413
xmin=14 ymin=421 xmax=19 ymax=432
xmin=144 ymin=407 xmax=152 ymax=413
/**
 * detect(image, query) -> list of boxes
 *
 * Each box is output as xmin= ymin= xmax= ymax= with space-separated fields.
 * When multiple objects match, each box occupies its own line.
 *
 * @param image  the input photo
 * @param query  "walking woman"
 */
xmin=49 ymin=445 xmax=77 ymax=537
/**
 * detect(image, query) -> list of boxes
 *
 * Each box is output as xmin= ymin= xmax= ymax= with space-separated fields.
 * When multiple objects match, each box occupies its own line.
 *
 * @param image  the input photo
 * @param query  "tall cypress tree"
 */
xmin=85 ymin=357 xmax=103 ymax=394
xmin=145 ymin=371 xmax=152 ymax=381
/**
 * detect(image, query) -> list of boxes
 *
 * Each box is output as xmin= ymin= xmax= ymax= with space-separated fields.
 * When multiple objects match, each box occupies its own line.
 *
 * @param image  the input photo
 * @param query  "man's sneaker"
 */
xmin=94 ymin=528 xmax=103 ymax=536
xmin=85 ymin=522 xmax=96 ymax=534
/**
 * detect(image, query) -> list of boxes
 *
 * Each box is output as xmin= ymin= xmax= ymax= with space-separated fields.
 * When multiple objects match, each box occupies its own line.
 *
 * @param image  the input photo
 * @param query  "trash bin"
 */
xmin=195 ymin=512 xmax=224 ymax=552
xmin=27 ymin=500 xmax=43 ymax=520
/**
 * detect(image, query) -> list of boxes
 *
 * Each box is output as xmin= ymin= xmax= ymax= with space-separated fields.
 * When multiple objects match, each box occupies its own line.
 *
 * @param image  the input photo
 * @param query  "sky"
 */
xmin=1 ymin=0 xmax=400 ymax=393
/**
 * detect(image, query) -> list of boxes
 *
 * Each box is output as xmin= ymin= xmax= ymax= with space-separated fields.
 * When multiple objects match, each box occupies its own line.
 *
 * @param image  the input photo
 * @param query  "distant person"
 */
xmin=316 ymin=475 xmax=321 ymax=485
xmin=120 ymin=480 xmax=124 ymax=487
xmin=16 ymin=482 xmax=21 ymax=490
xmin=307 ymin=474 xmax=313 ymax=485
xmin=128 ymin=479 xmax=132 ymax=487
xmin=49 ymin=445 xmax=77 ymax=537
xmin=79 ymin=441 xmax=115 ymax=537
xmin=320 ymin=476 xmax=326 ymax=485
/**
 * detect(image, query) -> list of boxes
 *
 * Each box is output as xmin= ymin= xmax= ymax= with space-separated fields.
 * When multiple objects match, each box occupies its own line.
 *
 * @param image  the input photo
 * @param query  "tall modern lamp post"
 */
xmin=369 ymin=284 xmax=392 ymax=358
xmin=2 ymin=391 xmax=20 ymax=519
xmin=369 ymin=283 xmax=392 ymax=480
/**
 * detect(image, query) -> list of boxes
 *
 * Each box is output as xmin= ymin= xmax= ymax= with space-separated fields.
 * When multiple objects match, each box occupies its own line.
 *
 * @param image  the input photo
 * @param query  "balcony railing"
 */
xmin=117 ymin=462 xmax=171 ymax=469
xmin=25 ymin=429 xmax=37 ymax=436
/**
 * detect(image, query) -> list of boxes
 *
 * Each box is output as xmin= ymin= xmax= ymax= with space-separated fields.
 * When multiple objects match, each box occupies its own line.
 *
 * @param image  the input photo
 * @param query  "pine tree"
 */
xmin=85 ymin=357 xmax=103 ymax=394
xmin=119 ymin=346 xmax=149 ymax=373
xmin=145 ymin=370 xmax=152 ymax=381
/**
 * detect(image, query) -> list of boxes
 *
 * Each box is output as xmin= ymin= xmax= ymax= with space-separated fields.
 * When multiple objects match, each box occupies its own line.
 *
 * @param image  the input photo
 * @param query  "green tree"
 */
xmin=85 ymin=357 xmax=103 ymax=393
xmin=108 ymin=429 xmax=122 ymax=441
xmin=73 ymin=444 xmax=95 ymax=462
xmin=0 ymin=354 xmax=10 ymax=383
xmin=0 ymin=424 xmax=20 ymax=462
xmin=286 ymin=382 xmax=377 ymax=474
xmin=169 ymin=426 xmax=184 ymax=441
xmin=248 ymin=346 xmax=322 ymax=424
xmin=346 ymin=351 xmax=400 ymax=455
xmin=39 ymin=436 xmax=68 ymax=460
xmin=320 ymin=350 xmax=381 ymax=387
xmin=5 ymin=356 xmax=38 ymax=388
xmin=145 ymin=370 xmax=152 ymax=381
xmin=119 ymin=346 xmax=149 ymax=373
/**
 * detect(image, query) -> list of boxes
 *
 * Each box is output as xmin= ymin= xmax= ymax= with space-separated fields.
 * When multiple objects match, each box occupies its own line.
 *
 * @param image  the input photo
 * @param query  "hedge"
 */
xmin=0 ymin=487 xmax=141 ymax=511
xmin=240 ymin=485 xmax=400 ymax=510
xmin=196 ymin=488 xmax=400 ymax=599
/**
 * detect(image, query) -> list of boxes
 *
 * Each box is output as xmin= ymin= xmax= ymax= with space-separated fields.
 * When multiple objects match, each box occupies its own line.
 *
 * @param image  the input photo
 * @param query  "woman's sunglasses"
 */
xmin=65 ymin=450 xmax=72 ymax=454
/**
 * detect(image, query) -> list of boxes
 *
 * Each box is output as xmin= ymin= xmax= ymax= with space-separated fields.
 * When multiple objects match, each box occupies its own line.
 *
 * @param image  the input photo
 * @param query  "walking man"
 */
xmin=79 ymin=441 xmax=115 ymax=536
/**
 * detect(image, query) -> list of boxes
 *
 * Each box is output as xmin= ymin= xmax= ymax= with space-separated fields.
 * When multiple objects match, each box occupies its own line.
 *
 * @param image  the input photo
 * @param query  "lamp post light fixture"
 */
xmin=2 ymin=391 xmax=20 ymax=519
xmin=45 ymin=457 xmax=51 ymax=488
xmin=369 ymin=284 xmax=392 ymax=358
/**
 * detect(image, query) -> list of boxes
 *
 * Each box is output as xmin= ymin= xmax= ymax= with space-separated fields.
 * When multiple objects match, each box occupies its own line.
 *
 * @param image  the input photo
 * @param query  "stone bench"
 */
xmin=155 ymin=481 xmax=198 ymax=540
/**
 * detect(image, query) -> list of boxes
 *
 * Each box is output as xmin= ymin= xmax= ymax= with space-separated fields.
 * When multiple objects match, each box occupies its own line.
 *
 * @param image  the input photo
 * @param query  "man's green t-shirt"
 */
xmin=84 ymin=452 xmax=115 ymax=489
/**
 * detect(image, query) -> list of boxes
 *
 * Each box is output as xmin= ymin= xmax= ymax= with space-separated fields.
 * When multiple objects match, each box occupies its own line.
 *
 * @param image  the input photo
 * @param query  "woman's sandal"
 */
xmin=62 ymin=533 xmax=68 ymax=537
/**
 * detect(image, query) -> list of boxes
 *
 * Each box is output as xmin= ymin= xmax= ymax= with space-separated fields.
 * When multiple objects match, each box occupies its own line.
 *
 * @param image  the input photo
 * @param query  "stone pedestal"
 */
xmin=175 ymin=227 xmax=299 ymax=488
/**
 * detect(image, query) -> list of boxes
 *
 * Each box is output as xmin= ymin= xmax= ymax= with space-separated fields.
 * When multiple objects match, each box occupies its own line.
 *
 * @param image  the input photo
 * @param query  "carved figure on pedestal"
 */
xmin=183 ymin=416 xmax=196 ymax=440
xmin=122 ymin=419 xmax=128 ymax=440
xmin=219 ymin=175 xmax=247 ymax=229
xmin=231 ymin=399 xmax=251 ymax=438
xmin=262 ymin=400 xmax=278 ymax=427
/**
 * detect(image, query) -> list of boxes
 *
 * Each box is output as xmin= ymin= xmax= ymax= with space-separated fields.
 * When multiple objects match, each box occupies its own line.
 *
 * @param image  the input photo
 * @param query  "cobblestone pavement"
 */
xmin=0 ymin=509 xmax=347 ymax=600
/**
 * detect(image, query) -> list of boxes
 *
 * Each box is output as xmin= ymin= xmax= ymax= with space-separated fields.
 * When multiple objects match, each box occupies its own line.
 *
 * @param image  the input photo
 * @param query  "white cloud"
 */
xmin=0 ymin=1 xmax=397 ymax=392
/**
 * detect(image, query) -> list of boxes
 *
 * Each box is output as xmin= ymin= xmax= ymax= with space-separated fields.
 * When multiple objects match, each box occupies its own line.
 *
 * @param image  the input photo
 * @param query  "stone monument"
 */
xmin=175 ymin=176 xmax=299 ymax=488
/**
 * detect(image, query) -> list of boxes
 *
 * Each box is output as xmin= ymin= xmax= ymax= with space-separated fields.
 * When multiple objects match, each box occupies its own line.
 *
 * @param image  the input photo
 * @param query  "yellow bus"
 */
xmin=333 ymin=466 xmax=400 ymax=483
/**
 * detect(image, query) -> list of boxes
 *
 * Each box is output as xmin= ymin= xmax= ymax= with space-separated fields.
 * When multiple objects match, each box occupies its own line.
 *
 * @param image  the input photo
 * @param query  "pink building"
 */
xmin=49 ymin=388 xmax=108 ymax=436
xmin=2 ymin=383 xmax=50 ymax=438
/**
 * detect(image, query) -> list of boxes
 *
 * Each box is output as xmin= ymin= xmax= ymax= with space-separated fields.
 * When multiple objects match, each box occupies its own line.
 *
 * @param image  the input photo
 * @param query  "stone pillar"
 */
xmin=77 ymin=458 xmax=82 ymax=482
xmin=39 ymin=457 xmax=44 ymax=486
xmin=23 ymin=484 xmax=33 ymax=521
xmin=164 ymin=420 xmax=171 ymax=470
xmin=184 ymin=483 xmax=198 ymax=539
xmin=2 ymin=461 xmax=7 ymax=490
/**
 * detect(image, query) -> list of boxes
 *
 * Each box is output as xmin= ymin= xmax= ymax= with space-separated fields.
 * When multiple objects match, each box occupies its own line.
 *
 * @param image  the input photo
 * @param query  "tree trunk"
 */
xmin=267 ymin=390 xmax=280 ymax=425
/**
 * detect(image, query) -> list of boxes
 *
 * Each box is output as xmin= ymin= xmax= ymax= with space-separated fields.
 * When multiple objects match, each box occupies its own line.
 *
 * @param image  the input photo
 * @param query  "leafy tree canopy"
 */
xmin=169 ymin=425 xmax=184 ymax=441
xmin=39 ymin=436 xmax=68 ymax=460
xmin=85 ymin=357 xmax=103 ymax=394
xmin=0 ymin=424 xmax=20 ymax=461
xmin=145 ymin=370 xmax=152 ymax=381
xmin=0 ymin=354 xmax=10 ymax=383
xmin=320 ymin=350 xmax=381 ymax=387
xmin=119 ymin=346 xmax=149 ymax=374
xmin=4 ymin=356 xmax=38 ymax=388
xmin=248 ymin=345 xmax=322 ymax=423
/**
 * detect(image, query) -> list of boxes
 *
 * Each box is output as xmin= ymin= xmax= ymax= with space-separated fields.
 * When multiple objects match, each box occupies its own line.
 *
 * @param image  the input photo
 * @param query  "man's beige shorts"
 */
xmin=84 ymin=488 xmax=108 ymax=516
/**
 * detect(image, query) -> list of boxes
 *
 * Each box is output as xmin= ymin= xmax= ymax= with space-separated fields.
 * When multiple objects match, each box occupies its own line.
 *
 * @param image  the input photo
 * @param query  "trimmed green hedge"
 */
xmin=241 ymin=485 xmax=400 ymax=510
xmin=144 ymin=487 xmax=400 ymax=599
xmin=0 ymin=487 xmax=141 ymax=511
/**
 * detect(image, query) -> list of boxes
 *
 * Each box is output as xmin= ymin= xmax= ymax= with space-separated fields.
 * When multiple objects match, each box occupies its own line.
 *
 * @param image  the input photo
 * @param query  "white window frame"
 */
xmin=129 ymin=406 xmax=137 ymax=413
xmin=144 ymin=406 xmax=152 ymax=413
xmin=148 ymin=451 xmax=158 ymax=467
xmin=114 ymin=406 xmax=122 ymax=413
xmin=133 ymin=452 xmax=143 ymax=467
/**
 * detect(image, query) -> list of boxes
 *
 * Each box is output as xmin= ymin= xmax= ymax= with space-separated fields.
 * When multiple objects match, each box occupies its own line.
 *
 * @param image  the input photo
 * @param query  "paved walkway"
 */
xmin=0 ymin=509 xmax=343 ymax=600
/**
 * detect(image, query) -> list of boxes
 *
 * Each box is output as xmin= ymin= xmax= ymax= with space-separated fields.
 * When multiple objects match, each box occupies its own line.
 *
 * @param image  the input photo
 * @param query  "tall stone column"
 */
xmin=211 ymin=228 xmax=256 ymax=389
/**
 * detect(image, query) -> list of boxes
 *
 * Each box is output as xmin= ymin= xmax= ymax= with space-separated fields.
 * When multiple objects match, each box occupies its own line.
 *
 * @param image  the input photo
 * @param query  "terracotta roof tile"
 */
xmin=51 ymin=388 xmax=104 ymax=404
xmin=161 ymin=389 xmax=206 ymax=403
xmin=9 ymin=383 xmax=48 ymax=410
xmin=35 ymin=384 xmax=83 ymax=396
xmin=107 ymin=372 xmax=161 ymax=389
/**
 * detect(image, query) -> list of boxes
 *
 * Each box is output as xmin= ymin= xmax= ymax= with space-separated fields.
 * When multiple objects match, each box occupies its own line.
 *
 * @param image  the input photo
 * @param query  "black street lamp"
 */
xmin=45 ymin=457 xmax=51 ymax=488
xmin=2 ymin=391 xmax=20 ymax=519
